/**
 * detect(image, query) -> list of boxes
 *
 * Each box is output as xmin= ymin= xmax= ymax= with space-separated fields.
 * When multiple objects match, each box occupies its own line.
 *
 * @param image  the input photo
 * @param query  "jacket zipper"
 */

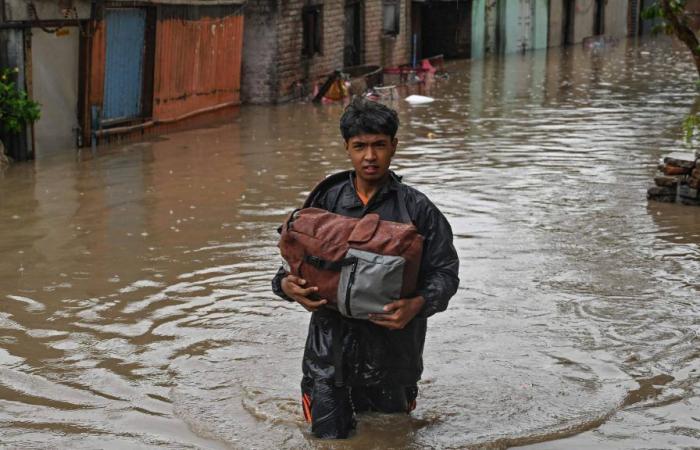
xmin=345 ymin=261 xmax=358 ymax=317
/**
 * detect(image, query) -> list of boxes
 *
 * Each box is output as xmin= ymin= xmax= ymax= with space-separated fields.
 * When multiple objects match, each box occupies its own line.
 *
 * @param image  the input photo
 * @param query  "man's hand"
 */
xmin=281 ymin=275 xmax=327 ymax=312
xmin=368 ymin=296 xmax=425 ymax=330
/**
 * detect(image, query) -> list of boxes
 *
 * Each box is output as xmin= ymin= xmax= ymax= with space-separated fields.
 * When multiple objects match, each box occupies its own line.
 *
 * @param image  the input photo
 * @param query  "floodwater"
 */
xmin=2 ymin=36 xmax=700 ymax=449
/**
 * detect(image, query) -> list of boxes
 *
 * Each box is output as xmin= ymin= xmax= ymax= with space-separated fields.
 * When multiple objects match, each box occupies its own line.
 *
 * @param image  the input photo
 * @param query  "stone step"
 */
xmin=647 ymin=185 xmax=676 ymax=203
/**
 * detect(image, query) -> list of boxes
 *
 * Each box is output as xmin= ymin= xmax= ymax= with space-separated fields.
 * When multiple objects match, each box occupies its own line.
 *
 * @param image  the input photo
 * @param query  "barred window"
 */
xmin=302 ymin=5 xmax=323 ymax=56
xmin=382 ymin=0 xmax=400 ymax=36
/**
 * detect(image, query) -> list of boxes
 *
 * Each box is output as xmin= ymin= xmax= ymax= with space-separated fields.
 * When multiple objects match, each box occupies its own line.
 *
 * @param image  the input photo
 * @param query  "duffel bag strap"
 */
xmin=304 ymin=255 xmax=357 ymax=271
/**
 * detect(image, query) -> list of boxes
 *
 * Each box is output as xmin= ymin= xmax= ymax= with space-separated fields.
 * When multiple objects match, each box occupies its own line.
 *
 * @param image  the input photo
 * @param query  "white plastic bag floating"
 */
xmin=405 ymin=95 xmax=434 ymax=105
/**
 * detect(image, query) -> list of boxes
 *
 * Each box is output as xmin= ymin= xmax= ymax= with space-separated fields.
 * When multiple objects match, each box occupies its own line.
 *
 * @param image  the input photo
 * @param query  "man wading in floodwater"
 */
xmin=272 ymin=98 xmax=459 ymax=439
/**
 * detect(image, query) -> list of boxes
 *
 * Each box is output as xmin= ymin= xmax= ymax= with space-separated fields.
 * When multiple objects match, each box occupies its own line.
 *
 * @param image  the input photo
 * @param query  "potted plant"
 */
xmin=1 ymin=67 xmax=40 ymax=166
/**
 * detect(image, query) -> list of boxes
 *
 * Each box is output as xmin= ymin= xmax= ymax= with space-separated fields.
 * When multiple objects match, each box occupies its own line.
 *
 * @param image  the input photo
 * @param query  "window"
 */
xmin=382 ymin=0 xmax=400 ymax=36
xmin=302 ymin=5 xmax=323 ymax=57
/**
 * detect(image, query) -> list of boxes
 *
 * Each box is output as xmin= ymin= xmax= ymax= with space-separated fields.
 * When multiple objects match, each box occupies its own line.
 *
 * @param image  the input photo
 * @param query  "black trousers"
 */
xmin=301 ymin=376 xmax=418 ymax=439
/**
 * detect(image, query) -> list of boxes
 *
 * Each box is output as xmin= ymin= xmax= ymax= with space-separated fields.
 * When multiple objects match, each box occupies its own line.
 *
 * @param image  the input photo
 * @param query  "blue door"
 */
xmin=103 ymin=8 xmax=146 ymax=121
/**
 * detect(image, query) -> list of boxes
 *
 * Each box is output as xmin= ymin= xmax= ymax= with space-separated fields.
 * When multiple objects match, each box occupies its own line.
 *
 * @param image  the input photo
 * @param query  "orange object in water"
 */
xmin=324 ymin=79 xmax=348 ymax=101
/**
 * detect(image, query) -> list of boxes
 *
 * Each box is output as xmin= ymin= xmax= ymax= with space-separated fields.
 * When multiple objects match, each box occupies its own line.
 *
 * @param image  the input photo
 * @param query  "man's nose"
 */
xmin=364 ymin=147 xmax=377 ymax=160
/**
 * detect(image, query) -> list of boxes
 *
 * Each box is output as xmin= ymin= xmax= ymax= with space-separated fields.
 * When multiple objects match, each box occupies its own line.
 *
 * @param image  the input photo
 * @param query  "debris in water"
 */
xmin=405 ymin=95 xmax=434 ymax=105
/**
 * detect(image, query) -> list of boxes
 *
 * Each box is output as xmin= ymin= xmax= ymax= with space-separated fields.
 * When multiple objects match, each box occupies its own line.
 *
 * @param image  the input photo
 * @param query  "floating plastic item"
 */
xmin=405 ymin=95 xmax=434 ymax=104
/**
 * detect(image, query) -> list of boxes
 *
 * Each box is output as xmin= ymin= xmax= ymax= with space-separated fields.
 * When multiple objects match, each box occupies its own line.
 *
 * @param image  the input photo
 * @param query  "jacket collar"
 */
xmin=339 ymin=170 xmax=402 ymax=209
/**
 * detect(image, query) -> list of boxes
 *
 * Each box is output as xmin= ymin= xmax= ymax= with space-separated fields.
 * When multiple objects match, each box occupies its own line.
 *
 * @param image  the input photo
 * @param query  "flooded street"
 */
xmin=2 ymin=36 xmax=700 ymax=449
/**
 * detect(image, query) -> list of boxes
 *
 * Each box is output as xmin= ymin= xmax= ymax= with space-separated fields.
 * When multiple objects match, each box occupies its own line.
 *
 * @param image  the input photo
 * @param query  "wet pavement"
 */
xmin=1 ymin=36 xmax=700 ymax=449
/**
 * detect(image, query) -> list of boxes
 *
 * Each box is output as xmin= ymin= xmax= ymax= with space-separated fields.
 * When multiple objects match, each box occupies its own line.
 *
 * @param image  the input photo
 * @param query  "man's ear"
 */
xmin=391 ymin=138 xmax=398 ymax=157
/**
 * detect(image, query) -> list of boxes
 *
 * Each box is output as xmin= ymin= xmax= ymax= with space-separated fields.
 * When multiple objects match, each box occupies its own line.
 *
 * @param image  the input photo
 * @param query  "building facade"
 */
xmin=242 ymin=0 xmax=414 ymax=103
xmin=1 ymin=0 xmax=244 ymax=160
xmin=85 ymin=1 xmax=244 ymax=145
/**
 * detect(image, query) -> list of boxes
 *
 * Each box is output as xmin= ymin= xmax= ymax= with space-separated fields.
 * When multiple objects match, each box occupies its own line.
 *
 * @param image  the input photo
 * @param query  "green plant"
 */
xmin=0 ymin=67 xmax=40 ymax=134
xmin=642 ymin=1 xmax=700 ymax=77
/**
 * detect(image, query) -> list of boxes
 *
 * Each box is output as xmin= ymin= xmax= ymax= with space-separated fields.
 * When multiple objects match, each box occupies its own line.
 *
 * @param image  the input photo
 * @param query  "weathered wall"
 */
xmin=548 ymin=0 xmax=564 ymax=47
xmin=471 ymin=0 xmax=485 ymax=59
xmin=275 ymin=0 xmax=344 ymax=102
xmin=241 ymin=0 xmax=278 ymax=103
xmin=605 ymin=0 xmax=628 ymax=37
xmin=532 ymin=0 xmax=548 ymax=49
xmin=572 ymin=0 xmax=595 ymax=43
xmin=369 ymin=0 xmax=411 ymax=68
xmin=2 ymin=0 xmax=91 ymax=21
xmin=269 ymin=0 xmax=411 ymax=102
xmin=484 ymin=0 xmax=497 ymax=54
xmin=31 ymin=27 xmax=80 ymax=154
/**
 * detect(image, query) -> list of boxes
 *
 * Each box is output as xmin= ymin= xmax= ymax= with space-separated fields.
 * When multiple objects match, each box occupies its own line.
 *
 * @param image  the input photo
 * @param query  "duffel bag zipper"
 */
xmin=345 ymin=261 xmax=358 ymax=317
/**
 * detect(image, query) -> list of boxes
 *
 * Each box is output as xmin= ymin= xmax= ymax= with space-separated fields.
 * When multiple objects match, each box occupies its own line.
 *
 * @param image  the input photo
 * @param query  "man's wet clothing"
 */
xmin=272 ymin=171 xmax=459 ymax=438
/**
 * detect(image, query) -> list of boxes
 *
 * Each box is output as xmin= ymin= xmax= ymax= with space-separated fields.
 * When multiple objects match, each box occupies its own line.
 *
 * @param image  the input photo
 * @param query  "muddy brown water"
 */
xmin=1 ymin=37 xmax=700 ymax=449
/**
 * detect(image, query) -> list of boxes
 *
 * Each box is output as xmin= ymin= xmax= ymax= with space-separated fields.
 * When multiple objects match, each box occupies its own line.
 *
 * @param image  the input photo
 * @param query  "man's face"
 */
xmin=345 ymin=133 xmax=397 ymax=184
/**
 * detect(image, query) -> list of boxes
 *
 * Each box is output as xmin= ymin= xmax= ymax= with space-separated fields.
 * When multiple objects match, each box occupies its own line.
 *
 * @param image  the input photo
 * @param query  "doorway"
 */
xmin=594 ymin=0 xmax=605 ymax=35
xmin=562 ymin=0 xmax=574 ymax=45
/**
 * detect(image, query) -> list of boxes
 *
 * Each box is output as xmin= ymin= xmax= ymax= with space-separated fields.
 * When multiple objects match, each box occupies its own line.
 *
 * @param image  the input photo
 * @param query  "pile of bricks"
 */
xmin=648 ymin=151 xmax=700 ymax=205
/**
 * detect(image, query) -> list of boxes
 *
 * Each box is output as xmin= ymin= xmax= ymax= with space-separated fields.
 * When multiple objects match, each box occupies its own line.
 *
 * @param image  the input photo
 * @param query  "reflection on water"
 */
xmin=1 ymin=36 xmax=700 ymax=448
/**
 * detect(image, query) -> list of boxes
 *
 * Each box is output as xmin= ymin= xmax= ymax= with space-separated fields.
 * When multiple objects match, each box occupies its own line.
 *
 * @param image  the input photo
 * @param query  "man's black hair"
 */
xmin=339 ymin=97 xmax=399 ymax=141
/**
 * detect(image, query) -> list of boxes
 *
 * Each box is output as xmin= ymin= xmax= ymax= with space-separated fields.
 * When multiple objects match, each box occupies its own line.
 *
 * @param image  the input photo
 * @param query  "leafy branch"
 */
xmin=0 ymin=67 xmax=40 ymax=135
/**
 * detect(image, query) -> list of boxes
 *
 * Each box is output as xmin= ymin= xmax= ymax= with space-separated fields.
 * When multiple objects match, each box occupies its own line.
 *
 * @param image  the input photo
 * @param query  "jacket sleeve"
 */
xmin=413 ymin=200 xmax=460 ymax=318
xmin=271 ymin=188 xmax=331 ymax=302
xmin=271 ymin=266 xmax=295 ymax=302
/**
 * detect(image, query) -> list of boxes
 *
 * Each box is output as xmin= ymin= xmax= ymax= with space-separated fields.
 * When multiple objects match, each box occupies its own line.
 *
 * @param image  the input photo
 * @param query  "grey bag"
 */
xmin=336 ymin=248 xmax=406 ymax=319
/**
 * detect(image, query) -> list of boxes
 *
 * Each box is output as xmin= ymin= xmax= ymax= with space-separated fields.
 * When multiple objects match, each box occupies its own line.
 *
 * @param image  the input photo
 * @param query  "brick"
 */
xmin=654 ymin=176 xmax=679 ymax=188
xmin=647 ymin=186 xmax=676 ymax=203
xmin=663 ymin=155 xmax=696 ymax=169
xmin=242 ymin=0 xmax=412 ymax=102
xmin=663 ymin=165 xmax=692 ymax=176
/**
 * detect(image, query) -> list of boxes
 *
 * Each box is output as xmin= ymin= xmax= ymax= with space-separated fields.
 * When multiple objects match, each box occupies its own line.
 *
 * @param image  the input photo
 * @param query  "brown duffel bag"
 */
xmin=278 ymin=174 xmax=423 ymax=319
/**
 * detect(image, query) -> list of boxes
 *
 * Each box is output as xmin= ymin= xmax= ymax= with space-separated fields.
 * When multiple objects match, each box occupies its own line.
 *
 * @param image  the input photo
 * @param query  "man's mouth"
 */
xmin=363 ymin=165 xmax=379 ymax=173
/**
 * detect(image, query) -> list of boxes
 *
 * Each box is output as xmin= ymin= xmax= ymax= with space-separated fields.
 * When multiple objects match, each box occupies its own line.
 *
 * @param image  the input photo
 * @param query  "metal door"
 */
xmin=103 ymin=8 xmax=146 ymax=122
xmin=31 ymin=28 xmax=80 ymax=154
xmin=517 ymin=0 xmax=532 ymax=52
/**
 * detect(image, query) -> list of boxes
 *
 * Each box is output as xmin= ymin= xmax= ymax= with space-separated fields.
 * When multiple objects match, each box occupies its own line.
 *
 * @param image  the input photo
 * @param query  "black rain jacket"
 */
xmin=272 ymin=171 xmax=459 ymax=386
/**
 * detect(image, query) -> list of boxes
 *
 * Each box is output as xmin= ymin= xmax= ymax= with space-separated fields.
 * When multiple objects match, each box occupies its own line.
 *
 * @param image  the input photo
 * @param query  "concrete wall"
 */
xmin=498 ymin=0 xmax=548 ymax=54
xmin=548 ymin=0 xmax=564 ymax=47
xmin=605 ymin=0 xmax=628 ymax=37
xmin=484 ymin=0 xmax=497 ymax=54
xmin=498 ymin=0 xmax=525 ymax=54
xmin=572 ymin=0 xmax=595 ymax=43
xmin=31 ymin=28 xmax=80 ymax=154
xmin=241 ymin=0 xmax=278 ymax=103
xmin=471 ymin=0 xmax=486 ymax=59
xmin=3 ymin=0 xmax=91 ymax=21
xmin=532 ymin=0 xmax=548 ymax=49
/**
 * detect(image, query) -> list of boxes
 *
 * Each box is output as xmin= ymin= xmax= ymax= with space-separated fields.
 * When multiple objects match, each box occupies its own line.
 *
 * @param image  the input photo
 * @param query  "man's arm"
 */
xmin=414 ymin=204 xmax=460 ymax=318
xmin=369 ymin=196 xmax=459 ymax=329
xmin=272 ymin=267 xmax=328 ymax=311
xmin=271 ymin=266 xmax=295 ymax=302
